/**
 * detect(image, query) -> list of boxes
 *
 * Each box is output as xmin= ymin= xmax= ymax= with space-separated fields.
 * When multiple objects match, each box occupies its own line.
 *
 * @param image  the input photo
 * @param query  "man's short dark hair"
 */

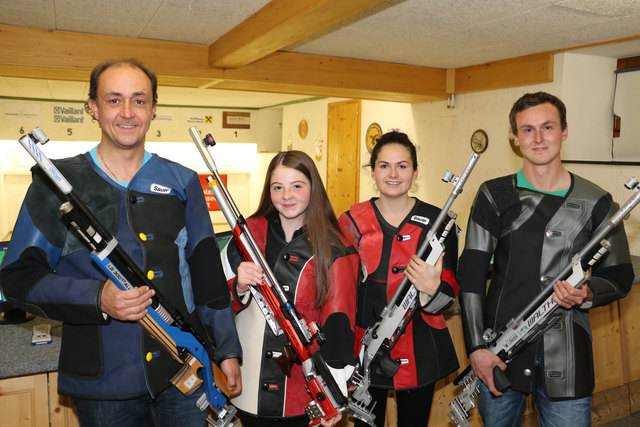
xmin=509 ymin=91 xmax=567 ymax=135
xmin=88 ymin=58 xmax=158 ymax=104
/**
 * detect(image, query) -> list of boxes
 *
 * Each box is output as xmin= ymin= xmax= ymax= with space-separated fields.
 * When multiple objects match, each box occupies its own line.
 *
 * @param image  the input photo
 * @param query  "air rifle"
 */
xmin=189 ymin=127 xmax=375 ymax=426
xmin=18 ymin=127 xmax=237 ymax=427
xmin=448 ymin=177 xmax=640 ymax=427
xmin=350 ymin=150 xmax=481 ymax=412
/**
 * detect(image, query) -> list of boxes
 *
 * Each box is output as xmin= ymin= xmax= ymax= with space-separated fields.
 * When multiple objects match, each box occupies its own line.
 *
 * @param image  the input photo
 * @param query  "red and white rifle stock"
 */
xmin=189 ymin=127 xmax=375 ymax=426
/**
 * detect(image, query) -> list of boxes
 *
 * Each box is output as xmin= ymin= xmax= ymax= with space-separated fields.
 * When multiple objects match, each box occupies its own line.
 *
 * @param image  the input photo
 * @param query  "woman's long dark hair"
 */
xmin=251 ymin=150 xmax=342 ymax=307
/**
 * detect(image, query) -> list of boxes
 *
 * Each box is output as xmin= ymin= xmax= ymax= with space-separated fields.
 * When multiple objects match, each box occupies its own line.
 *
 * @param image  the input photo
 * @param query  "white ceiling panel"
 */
xmin=0 ymin=0 xmax=55 ymax=29
xmin=0 ymin=78 xmax=19 ymax=97
xmin=53 ymin=0 xmax=164 ymax=37
xmin=558 ymin=0 xmax=640 ymax=17
xmin=0 ymin=76 xmax=314 ymax=109
xmin=140 ymin=0 xmax=270 ymax=44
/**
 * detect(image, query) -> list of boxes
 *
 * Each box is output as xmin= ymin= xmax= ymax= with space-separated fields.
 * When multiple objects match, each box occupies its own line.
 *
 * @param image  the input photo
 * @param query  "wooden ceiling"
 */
xmin=1 ymin=0 xmax=634 ymax=103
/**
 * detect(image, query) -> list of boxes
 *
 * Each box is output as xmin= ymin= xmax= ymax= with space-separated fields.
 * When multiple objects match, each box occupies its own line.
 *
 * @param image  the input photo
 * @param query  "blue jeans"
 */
xmin=477 ymin=382 xmax=592 ymax=427
xmin=72 ymin=386 xmax=208 ymax=427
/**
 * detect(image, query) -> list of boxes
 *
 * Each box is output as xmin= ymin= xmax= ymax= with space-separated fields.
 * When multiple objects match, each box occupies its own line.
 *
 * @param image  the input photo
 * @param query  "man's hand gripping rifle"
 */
xmin=448 ymin=177 xmax=640 ymax=427
xmin=189 ymin=127 xmax=375 ymax=426
xmin=18 ymin=127 xmax=238 ymax=427
xmin=350 ymin=152 xmax=481 ymax=413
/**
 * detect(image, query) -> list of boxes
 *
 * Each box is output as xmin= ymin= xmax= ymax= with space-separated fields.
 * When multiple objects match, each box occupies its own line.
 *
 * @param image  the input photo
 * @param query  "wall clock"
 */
xmin=366 ymin=122 xmax=383 ymax=153
xmin=298 ymin=120 xmax=308 ymax=139
xmin=470 ymin=129 xmax=488 ymax=154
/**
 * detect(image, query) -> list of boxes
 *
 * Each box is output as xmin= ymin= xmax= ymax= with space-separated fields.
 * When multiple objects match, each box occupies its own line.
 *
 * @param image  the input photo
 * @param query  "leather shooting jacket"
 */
xmin=458 ymin=173 xmax=633 ymax=399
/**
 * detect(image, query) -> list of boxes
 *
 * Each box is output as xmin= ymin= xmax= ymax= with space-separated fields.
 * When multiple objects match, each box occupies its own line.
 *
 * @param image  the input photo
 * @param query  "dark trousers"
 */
xmin=353 ymin=384 xmax=435 ymax=427
xmin=72 ymin=386 xmax=207 ymax=427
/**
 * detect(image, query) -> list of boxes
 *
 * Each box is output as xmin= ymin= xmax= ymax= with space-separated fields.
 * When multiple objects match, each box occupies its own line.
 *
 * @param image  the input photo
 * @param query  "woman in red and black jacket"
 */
xmin=339 ymin=130 xmax=460 ymax=427
xmin=221 ymin=150 xmax=360 ymax=427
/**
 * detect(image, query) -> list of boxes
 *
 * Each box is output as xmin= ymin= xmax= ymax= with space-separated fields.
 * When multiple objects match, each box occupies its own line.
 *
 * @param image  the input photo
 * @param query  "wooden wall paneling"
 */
xmin=619 ymin=285 xmax=640 ymax=383
xmin=591 ymin=302 xmax=625 ymax=393
xmin=591 ymin=383 xmax=631 ymax=426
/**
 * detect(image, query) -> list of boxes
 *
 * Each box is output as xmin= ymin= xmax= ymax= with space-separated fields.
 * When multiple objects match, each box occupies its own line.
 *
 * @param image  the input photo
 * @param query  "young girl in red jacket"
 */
xmin=222 ymin=150 xmax=360 ymax=427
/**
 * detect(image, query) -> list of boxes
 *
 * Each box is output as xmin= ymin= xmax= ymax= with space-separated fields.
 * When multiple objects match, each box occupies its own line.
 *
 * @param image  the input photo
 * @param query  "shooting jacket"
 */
xmin=222 ymin=212 xmax=360 ymax=418
xmin=0 ymin=153 xmax=241 ymax=399
xmin=339 ymin=198 xmax=460 ymax=390
xmin=458 ymin=173 xmax=633 ymax=399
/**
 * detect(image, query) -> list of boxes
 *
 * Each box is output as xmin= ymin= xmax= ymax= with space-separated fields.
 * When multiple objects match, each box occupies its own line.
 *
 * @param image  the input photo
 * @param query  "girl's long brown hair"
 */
xmin=251 ymin=150 xmax=342 ymax=307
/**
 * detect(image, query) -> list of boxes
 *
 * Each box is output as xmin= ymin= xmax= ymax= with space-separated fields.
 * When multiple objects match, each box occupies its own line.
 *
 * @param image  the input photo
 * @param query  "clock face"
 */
xmin=298 ymin=120 xmax=308 ymax=139
xmin=366 ymin=123 xmax=383 ymax=153
xmin=470 ymin=129 xmax=488 ymax=154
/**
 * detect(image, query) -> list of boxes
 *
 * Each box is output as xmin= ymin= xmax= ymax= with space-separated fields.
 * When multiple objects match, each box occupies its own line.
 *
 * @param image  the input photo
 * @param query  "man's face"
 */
xmin=88 ymin=64 xmax=155 ymax=150
xmin=513 ymin=102 xmax=567 ymax=168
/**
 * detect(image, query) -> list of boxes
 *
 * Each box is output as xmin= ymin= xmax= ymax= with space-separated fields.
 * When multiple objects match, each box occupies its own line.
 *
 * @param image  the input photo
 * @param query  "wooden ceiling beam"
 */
xmin=0 ymin=24 xmax=555 ymax=103
xmin=215 ymin=51 xmax=448 ymax=100
xmin=454 ymin=52 xmax=554 ymax=93
xmin=208 ymin=0 xmax=388 ymax=68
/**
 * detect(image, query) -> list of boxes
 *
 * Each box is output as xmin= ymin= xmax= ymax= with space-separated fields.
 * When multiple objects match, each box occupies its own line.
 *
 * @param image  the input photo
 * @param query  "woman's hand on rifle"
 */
xmin=404 ymin=253 xmax=444 ymax=297
xmin=236 ymin=262 xmax=264 ymax=294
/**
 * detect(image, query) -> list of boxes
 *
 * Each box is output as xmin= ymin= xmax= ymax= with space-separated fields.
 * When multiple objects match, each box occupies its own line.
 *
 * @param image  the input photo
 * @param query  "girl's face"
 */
xmin=371 ymin=143 xmax=418 ymax=199
xmin=270 ymin=165 xmax=311 ymax=228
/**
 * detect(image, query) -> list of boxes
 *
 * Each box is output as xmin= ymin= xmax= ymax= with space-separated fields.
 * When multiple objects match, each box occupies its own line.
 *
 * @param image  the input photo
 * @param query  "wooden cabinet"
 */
xmin=0 ymin=372 xmax=79 ymax=427
xmin=48 ymin=372 xmax=80 ymax=427
xmin=0 ymin=373 xmax=50 ymax=426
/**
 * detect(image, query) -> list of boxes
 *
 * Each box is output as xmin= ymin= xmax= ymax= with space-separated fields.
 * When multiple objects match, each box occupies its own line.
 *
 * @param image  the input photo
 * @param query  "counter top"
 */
xmin=0 ymin=316 xmax=61 ymax=379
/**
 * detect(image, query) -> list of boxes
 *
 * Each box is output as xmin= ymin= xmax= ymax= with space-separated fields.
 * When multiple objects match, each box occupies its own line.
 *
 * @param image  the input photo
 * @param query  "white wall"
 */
xmin=0 ymin=101 xmax=282 ymax=148
xmin=281 ymin=98 xmax=416 ymax=204
xmin=561 ymin=52 xmax=618 ymax=162
xmin=252 ymin=108 xmax=283 ymax=152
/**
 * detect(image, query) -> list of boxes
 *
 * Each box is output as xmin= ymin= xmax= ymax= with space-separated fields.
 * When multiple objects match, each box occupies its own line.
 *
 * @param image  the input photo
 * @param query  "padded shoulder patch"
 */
xmin=484 ymin=175 xmax=520 ymax=215
xmin=469 ymin=175 xmax=520 ymax=239
xmin=26 ymin=155 xmax=121 ymax=252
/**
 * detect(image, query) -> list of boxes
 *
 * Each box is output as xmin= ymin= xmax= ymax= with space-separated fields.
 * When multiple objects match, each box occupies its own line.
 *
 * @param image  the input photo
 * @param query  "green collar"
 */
xmin=516 ymin=169 xmax=569 ymax=197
